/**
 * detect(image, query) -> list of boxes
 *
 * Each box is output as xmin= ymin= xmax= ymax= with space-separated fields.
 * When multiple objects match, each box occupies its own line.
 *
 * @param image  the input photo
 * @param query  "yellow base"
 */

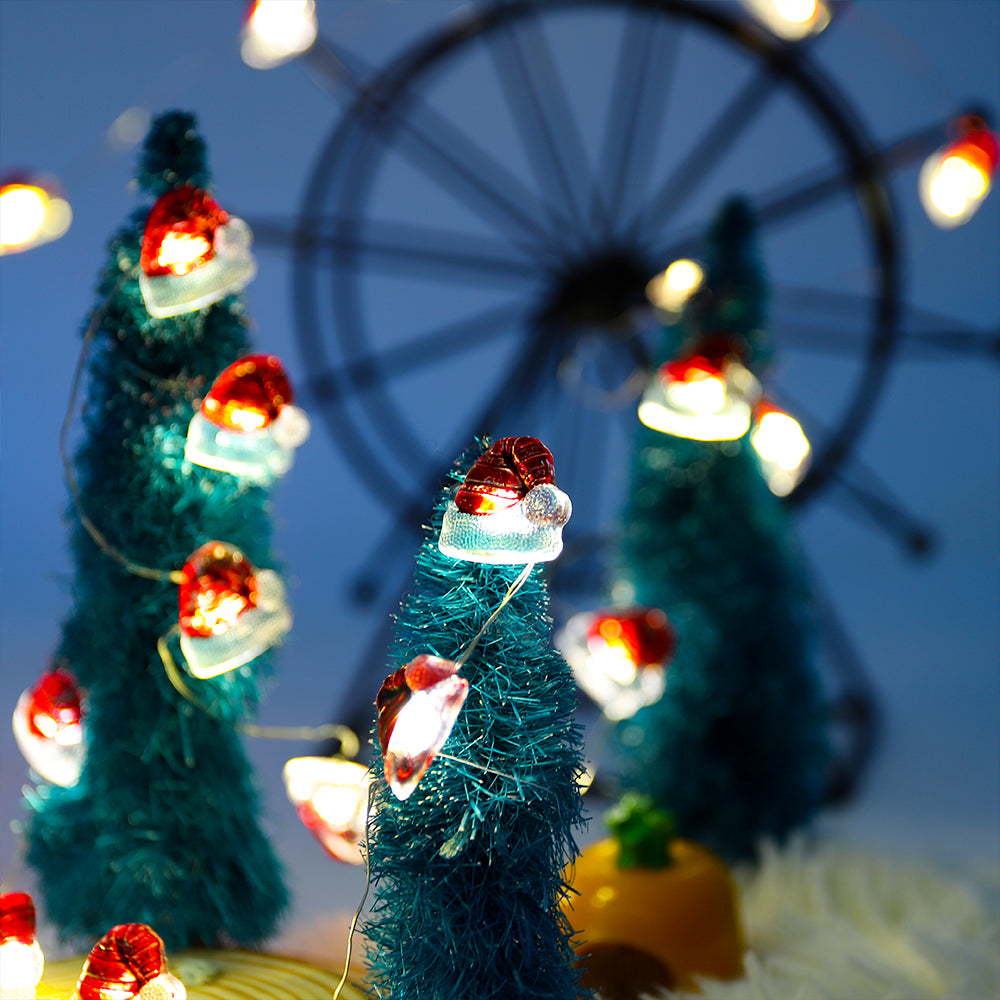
xmin=36 ymin=948 xmax=365 ymax=1000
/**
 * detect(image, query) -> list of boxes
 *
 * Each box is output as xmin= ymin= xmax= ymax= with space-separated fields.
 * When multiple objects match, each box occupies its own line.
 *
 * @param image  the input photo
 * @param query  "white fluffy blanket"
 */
xmin=659 ymin=839 xmax=1000 ymax=1000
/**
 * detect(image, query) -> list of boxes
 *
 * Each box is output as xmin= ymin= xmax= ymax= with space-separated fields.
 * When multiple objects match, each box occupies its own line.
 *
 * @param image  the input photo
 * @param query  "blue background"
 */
xmin=1 ymin=0 xmax=997 ymax=945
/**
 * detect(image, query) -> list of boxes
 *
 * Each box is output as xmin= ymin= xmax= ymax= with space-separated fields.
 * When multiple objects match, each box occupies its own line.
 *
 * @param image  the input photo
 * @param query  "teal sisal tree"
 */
xmin=612 ymin=200 xmax=830 ymax=862
xmin=23 ymin=112 xmax=290 ymax=948
xmin=363 ymin=438 xmax=589 ymax=1000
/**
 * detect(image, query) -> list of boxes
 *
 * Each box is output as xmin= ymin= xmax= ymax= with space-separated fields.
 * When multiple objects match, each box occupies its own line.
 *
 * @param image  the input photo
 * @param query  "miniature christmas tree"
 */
xmin=363 ymin=439 xmax=589 ymax=1000
xmin=612 ymin=200 xmax=830 ymax=862
xmin=23 ymin=111 xmax=289 ymax=948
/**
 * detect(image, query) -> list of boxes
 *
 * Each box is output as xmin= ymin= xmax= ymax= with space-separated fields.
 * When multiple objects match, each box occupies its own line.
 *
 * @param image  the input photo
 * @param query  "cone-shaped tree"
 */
xmin=363 ymin=443 xmax=589 ymax=1000
xmin=24 ymin=111 xmax=289 ymax=948
xmin=612 ymin=199 xmax=830 ymax=862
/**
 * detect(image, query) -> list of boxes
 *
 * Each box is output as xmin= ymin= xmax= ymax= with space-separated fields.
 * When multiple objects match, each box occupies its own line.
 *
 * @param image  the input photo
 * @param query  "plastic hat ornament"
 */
xmin=557 ymin=607 xmax=676 ymax=720
xmin=920 ymin=115 xmax=999 ymax=228
xmin=177 ymin=541 xmax=290 ymax=679
xmin=376 ymin=655 xmax=469 ymax=801
xmin=74 ymin=924 xmax=185 ymax=1000
xmin=0 ymin=173 xmax=72 ymax=256
xmin=139 ymin=185 xmax=256 ymax=318
xmin=750 ymin=400 xmax=811 ymax=496
xmin=0 ymin=893 xmax=44 ymax=1000
xmin=11 ymin=667 xmax=86 ymax=787
xmin=439 ymin=436 xmax=572 ymax=564
xmin=638 ymin=334 xmax=760 ymax=441
xmin=185 ymin=355 xmax=310 ymax=482
xmin=283 ymin=756 xmax=372 ymax=865
xmin=241 ymin=0 xmax=318 ymax=69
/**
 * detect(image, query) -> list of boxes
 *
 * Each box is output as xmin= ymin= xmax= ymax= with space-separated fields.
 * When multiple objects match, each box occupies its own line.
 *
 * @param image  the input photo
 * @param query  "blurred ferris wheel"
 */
xmin=238 ymin=0 xmax=997 ymax=785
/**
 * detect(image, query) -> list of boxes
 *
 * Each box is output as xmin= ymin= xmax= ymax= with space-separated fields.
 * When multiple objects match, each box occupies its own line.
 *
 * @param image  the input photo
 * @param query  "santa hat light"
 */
xmin=11 ymin=667 xmax=86 ymax=787
xmin=75 ymin=924 xmax=185 ymax=1000
xmin=139 ymin=185 xmax=256 ymax=318
xmin=920 ymin=115 xmax=999 ymax=228
xmin=177 ymin=541 xmax=290 ymax=679
xmin=0 ymin=892 xmax=44 ymax=998
xmin=557 ymin=606 xmax=676 ymax=720
xmin=439 ymin=437 xmax=572 ymax=564
xmin=638 ymin=335 xmax=760 ymax=441
xmin=283 ymin=756 xmax=372 ymax=865
xmin=377 ymin=655 xmax=469 ymax=801
xmin=750 ymin=399 xmax=811 ymax=496
xmin=185 ymin=355 xmax=310 ymax=482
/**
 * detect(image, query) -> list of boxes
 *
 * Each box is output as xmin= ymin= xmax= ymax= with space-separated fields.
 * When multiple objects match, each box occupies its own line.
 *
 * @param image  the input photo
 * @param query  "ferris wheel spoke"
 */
xmin=485 ymin=8 xmax=595 ymax=242
xmin=626 ymin=64 xmax=779 ymax=244
xmin=368 ymin=76 xmax=573 ymax=262
xmin=597 ymin=11 xmax=682 ymax=241
xmin=307 ymin=299 xmax=529 ymax=403
xmin=780 ymin=389 xmax=935 ymax=554
xmin=254 ymin=216 xmax=541 ymax=287
xmin=773 ymin=286 xmax=1000 ymax=361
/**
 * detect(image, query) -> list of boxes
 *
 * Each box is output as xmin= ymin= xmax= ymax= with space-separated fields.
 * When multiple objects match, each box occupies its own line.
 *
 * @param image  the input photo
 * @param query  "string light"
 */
xmin=185 ymin=355 xmax=310 ymax=482
xmin=75 ymin=924 xmax=185 ymax=1000
xmin=750 ymin=400 xmax=811 ymax=496
xmin=439 ymin=437 xmax=571 ymax=564
xmin=920 ymin=115 xmax=998 ymax=228
xmin=284 ymin=756 xmax=372 ymax=865
xmin=176 ymin=541 xmax=290 ymax=679
xmin=241 ymin=0 xmax=318 ymax=70
xmin=139 ymin=185 xmax=256 ymax=318
xmin=638 ymin=337 xmax=760 ymax=441
xmin=557 ymin=606 xmax=676 ymax=720
xmin=377 ymin=655 xmax=469 ymax=801
xmin=0 ymin=892 xmax=44 ymax=1000
xmin=741 ymin=0 xmax=830 ymax=40
xmin=0 ymin=174 xmax=71 ymax=256
xmin=645 ymin=259 xmax=704 ymax=317
xmin=12 ymin=667 xmax=86 ymax=788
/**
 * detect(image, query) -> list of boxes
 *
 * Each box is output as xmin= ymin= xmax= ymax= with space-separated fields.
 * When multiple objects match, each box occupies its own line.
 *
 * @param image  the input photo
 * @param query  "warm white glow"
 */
xmin=774 ymin=0 xmax=816 ymax=23
xmin=157 ymin=231 xmax=212 ymax=275
xmin=242 ymin=0 xmax=318 ymax=70
xmin=0 ymin=939 xmax=45 ymax=991
xmin=742 ymin=0 xmax=830 ymax=39
xmin=1 ymin=187 xmax=46 ymax=247
xmin=665 ymin=371 xmax=728 ymax=415
xmin=227 ymin=406 xmax=269 ymax=432
xmin=0 ymin=182 xmax=71 ymax=255
xmin=752 ymin=408 xmax=811 ymax=496
xmin=638 ymin=361 xmax=758 ymax=441
xmin=921 ymin=150 xmax=991 ymax=228
xmin=645 ymin=258 xmax=704 ymax=313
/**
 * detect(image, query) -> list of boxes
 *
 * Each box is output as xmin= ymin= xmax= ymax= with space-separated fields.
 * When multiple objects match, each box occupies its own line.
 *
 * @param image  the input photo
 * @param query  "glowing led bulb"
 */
xmin=185 ymin=355 xmax=310 ymax=483
xmin=284 ymin=757 xmax=371 ymax=865
xmin=176 ymin=541 xmax=290 ymax=679
xmin=557 ymin=607 xmax=676 ymax=721
xmin=920 ymin=119 xmax=998 ymax=228
xmin=377 ymin=655 xmax=468 ymax=800
xmin=646 ymin=259 xmax=704 ymax=315
xmin=751 ymin=401 xmax=811 ymax=496
xmin=742 ymin=0 xmax=830 ymax=39
xmin=241 ymin=0 xmax=318 ymax=69
xmin=0 ymin=176 xmax=72 ymax=256
xmin=638 ymin=342 xmax=759 ymax=441
xmin=12 ymin=668 xmax=86 ymax=788
xmin=0 ymin=892 xmax=44 ymax=1000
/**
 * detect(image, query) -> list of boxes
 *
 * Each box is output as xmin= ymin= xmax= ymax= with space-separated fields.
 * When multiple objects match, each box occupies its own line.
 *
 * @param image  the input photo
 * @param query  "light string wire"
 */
xmin=453 ymin=561 xmax=535 ymax=670
xmin=332 ymin=782 xmax=376 ymax=1000
xmin=334 ymin=563 xmax=546 ymax=996
xmin=60 ymin=265 xmax=184 ymax=584
xmin=157 ymin=628 xmax=359 ymax=755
